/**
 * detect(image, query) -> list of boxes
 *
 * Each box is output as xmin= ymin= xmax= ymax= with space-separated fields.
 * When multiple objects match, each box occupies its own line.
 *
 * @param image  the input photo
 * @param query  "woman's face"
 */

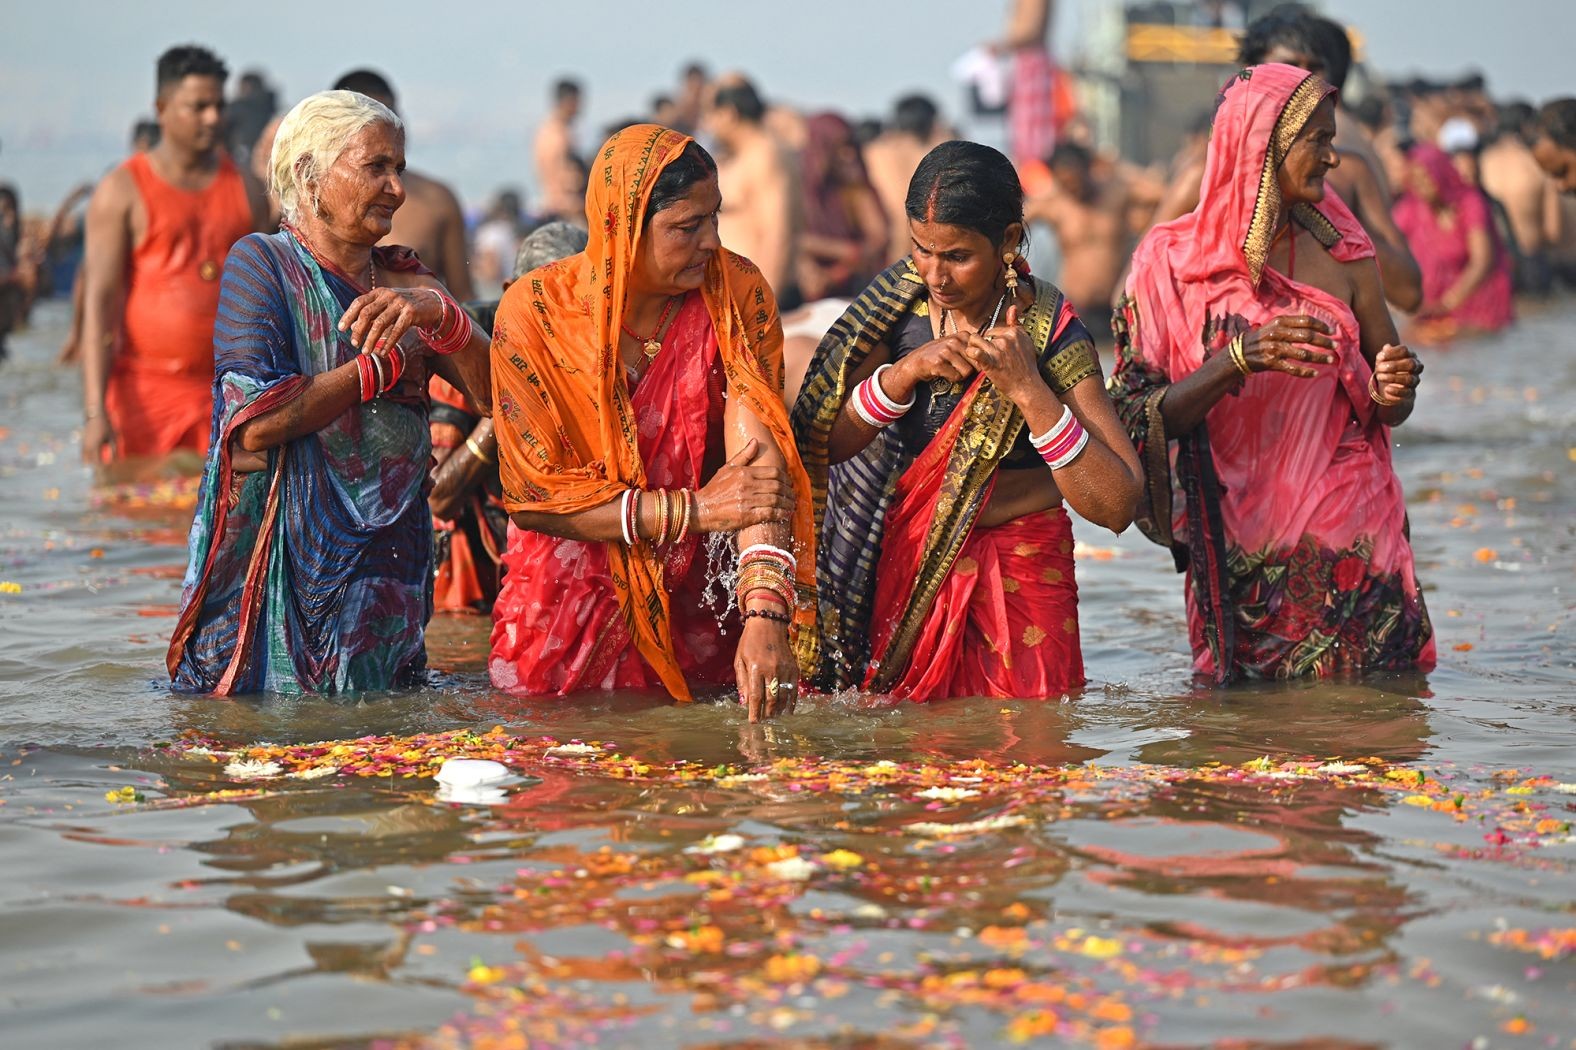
xmin=632 ymin=175 xmax=722 ymax=295
xmin=1409 ymin=162 xmax=1440 ymax=205
xmin=309 ymin=121 xmax=406 ymax=245
xmin=908 ymin=217 xmax=1018 ymax=316
xmin=1278 ymin=96 xmax=1340 ymax=205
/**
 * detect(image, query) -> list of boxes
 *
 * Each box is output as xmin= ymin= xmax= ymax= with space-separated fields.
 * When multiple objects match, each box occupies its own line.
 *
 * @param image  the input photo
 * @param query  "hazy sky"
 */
xmin=3 ymin=0 xmax=1572 ymax=209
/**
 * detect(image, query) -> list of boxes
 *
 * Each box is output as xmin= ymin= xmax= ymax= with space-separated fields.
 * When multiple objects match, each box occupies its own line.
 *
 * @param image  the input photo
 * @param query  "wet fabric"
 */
xmin=110 ymin=151 xmax=253 ymax=458
xmin=1110 ymin=64 xmax=1434 ymax=682
xmin=1393 ymin=144 xmax=1515 ymax=333
xmin=488 ymin=123 xmax=817 ymax=701
xmin=489 ymin=294 xmax=737 ymax=695
xmin=792 ymin=260 xmax=1099 ymax=696
xmin=167 ymin=230 xmax=433 ymax=694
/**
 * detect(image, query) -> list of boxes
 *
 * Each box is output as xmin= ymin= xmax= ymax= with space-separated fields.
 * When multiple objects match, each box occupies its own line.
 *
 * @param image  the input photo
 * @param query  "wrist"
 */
xmin=880 ymin=360 xmax=917 ymax=403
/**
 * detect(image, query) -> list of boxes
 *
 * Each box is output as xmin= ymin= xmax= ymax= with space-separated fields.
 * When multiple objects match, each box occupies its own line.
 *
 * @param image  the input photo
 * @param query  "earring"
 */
xmin=1003 ymin=251 xmax=1019 ymax=293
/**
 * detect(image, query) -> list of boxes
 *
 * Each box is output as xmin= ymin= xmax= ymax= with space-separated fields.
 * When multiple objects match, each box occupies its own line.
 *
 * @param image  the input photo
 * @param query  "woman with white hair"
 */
xmin=168 ymin=89 xmax=491 ymax=694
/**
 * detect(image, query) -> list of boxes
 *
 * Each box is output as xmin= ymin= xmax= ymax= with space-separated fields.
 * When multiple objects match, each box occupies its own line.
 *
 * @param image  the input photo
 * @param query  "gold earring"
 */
xmin=1003 ymin=251 xmax=1019 ymax=293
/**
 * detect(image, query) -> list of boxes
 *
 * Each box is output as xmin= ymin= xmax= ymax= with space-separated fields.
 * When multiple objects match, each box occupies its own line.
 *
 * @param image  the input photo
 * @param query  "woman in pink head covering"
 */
xmin=1110 ymin=64 xmax=1434 ymax=682
xmin=1393 ymin=142 xmax=1514 ymax=338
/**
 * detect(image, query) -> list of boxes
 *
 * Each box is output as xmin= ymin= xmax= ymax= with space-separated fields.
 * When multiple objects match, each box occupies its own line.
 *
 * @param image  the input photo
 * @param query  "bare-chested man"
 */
xmin=333 ymin=70 xmax=473 ymax=300
xmin=1531 ymin=99 xmax=1576 ymax=195
xmin=534 ymin=78 xmax=585 ymax=223
xmin=1026 ymin=142 xmax=1126 ymax=337
xmin=705 ymin=77 xmax=797 ymax=303
xmin=671 ymin=63 xmax=709 ymax=136
xmin=80 ymin=45 xmax=269 ymax=463
xmin=1481 ymin=103 xmax=1563 ymax=294
xmin=865 ymin=94 xmax=950 ymax=264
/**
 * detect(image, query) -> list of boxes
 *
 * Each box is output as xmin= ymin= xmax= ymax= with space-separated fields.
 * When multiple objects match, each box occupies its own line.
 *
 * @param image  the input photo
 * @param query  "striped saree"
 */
xmin=168 ymin=230 xmax=433 ymax=694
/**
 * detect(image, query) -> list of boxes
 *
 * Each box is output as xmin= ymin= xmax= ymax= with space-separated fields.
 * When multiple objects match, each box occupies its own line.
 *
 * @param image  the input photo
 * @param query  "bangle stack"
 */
xmin=1227 ymin=334 xmax=1252 ymax=378
xmin=1368 ymin=373 xmax=1401 ymax=407
xmin=464 ymin=435 xmax=494 ymax=464
xmin=737 ymin=543 xmax=796 ymax=613
xmin=419 ymin=289 xmax=471 ymax=355
xmin=618 ymin=487 xmax=696 ymax=548
xmin=850 ymin=364 xmax=915 ymax=428
xmin=1029 ymin=404 xmax=1089 ymax=470
xmin=357 ymin=346 xmax=407 ymax=401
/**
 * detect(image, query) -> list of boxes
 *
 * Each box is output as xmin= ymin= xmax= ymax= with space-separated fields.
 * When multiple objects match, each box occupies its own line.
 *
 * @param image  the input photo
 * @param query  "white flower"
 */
xmin=685 ymin=834 xmax=746 ymax=855
xmin=183 ymin=746 xmax=234 ymax=759
xmin=716 ymin=773 xmax=768 ymax=785
xmin=286 ymin=765 xmax=338 ymax=780
xmin=763 ymin=856 xmax=817 ymax=881
xmin=914 ymin=786 xmax=980 ymax=801
xmin=1552 ymin=783 xmax=1576 ymax=794
xmin=906 ymin=814 xmax=1028 ymax=837
xmin=1317 ymin=762 xmax=1369 ymax=775
xmin=224 ymin=759 xmax=283 ymax=779
xmin=544 ymin=742 xmax=602 ymax=756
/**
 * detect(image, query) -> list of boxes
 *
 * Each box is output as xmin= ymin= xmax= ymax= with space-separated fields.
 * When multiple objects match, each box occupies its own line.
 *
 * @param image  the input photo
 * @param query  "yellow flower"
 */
xmin=104 ymin=786 xmax=141 ymax=804
xmin=0 ymin=582 xmax=21 ymax=594
xmin=820 ymin=849 xmax=864 ymax=871
xmin=1078 ymin=935 xmax=1123 ymax=959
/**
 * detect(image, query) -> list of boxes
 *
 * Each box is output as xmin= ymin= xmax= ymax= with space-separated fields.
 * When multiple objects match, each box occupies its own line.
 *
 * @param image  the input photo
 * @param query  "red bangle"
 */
xmin=356 ymin=353 xmax=376 ymax=402
xmin=380 ymin=346 xmax=406 ymax=392
xmin=420 ymin=291 xmax=471 ymax=355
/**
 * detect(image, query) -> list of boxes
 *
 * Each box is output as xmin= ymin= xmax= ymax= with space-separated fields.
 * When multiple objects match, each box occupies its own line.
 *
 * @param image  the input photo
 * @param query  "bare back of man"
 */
xmin=866 ymin=133 xmax=938 ymax=265
xmin=1028 ymin=146 xmax=1126 ymax=327
xmin=716 ymin=130 xmax=794 ymax=294
xmin=384 ymin=168 xmax=474 ymax=301
xmin=1481 ymin=137 xmax=1563 ymax=269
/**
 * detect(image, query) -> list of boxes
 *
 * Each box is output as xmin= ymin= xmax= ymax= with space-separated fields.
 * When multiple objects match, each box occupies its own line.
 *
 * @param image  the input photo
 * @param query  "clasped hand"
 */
xmin=338 ymin=286 xmax=445 ymax=355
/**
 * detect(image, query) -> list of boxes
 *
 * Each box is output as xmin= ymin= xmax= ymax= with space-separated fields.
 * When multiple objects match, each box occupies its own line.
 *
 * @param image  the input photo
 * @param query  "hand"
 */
xmin=338 ymin=286 xmax=444 ymax=354
xmin=968 ymin=304 xmax=1042 ymax=401
xmin=885 ymin=333 xmax=974 ymax=401
xmin=694 ymin=439 xmax=794 ymax=533
xmin=1241 ymin=315 xmax=1337 ymax=378
xmin=81 ymin=414 xmax=115 ymax=464
xmin=734 ymin=612 xmax=797 ymax=723
xmin=1372 ymin=341 xmax=1422 ymax=405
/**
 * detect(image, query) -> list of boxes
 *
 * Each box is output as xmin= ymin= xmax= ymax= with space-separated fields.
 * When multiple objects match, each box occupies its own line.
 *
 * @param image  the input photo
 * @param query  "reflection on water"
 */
xmin=0 ymin=299 xmax=1573 ymax=1047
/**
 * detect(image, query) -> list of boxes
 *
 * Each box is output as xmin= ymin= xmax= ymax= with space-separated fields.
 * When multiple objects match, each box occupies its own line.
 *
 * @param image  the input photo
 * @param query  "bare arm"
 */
xmin=436 ymin=184 xmax=475 ymax=301
xmin=78 ymin=171 xmax=133 ymax=460
xmin=1339 ymin=152 xmax=1423 ymax=312
xmin=1160 ymin=314 xmax=1338 ymax=437
xmin=1541 ymin=174 xmax=1564 ymax=249
xmin=1436 ymin=224 xmax=1495 ymax=315
xmin=231 ymin=360 xmax=365 ymax=452
xmin=1348 ymin=255 xmax=1417 ymax=427
xmin=757 ymin=153 xmax=794 ymax=292
xmin=429 ymin=416 xmax=494 ymax=521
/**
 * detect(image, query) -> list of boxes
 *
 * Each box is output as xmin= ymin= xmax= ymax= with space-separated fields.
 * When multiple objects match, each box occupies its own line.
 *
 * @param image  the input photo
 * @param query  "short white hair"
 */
xmin=269 ymin=89 xmax=402 ymax=223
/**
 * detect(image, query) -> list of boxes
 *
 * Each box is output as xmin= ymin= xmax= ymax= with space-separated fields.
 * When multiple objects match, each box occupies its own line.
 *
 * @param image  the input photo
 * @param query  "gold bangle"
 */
xmin=1368 ymin=373 xmax=1401 ymax=407
xmin=464 ymin=436 xmax=494 ymax=463
xmin=1228 ymin=334 xmax=1252 ymax=378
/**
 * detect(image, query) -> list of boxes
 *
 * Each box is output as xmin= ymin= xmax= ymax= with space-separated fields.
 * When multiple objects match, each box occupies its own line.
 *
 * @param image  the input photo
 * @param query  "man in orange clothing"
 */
xmin=80 ymin=45 xmax=268 ymax=463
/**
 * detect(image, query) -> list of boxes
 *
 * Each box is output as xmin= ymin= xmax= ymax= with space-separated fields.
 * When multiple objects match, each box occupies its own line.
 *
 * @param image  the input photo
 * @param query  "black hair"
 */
xmin=131 ymin=119 xmax=161 ymax=149
xmin=334 ymin=68 xmax=396 ymax=109
xmin=713 ymin=81 xmax=766 ymax=124
xmin=0 ymin=183 xmax=18 ymax=214
xmin=554 ymin=78 xmax=582 ymax=103
xmin=853 ymin=117 xmax=884 ymax=147
xmin=1497 ymin=101 xmax=1536 ymax=144
xmin=892 ymin=94 xmax=939 ymax=139
xmin=904 ymin=140 xmax=1024 ymax=249
xmin=156 ymin=45 xmax=228 ymax=95
xmin=1350 ymin=96 xmax=1387 ymax=133
xmin=1236 ymin=4 xmax=1317 ymax=67
xmin=1457 ymin=72 xmax=1487 ymax=94
xmin=681 ymin=62 xmax=708 ymax=81
xmin=644 ymin=140 xmax=718 ymax=222
xmin=651 ymin=94 xmax=673 ymax=111
xmin=1538 ymin=98 xmax=1576 ymax=150
xmin=1306 ymin=17 xmax=1352 ymax=93
xmin=1048 ymin=141 xmax=1093 ymax=173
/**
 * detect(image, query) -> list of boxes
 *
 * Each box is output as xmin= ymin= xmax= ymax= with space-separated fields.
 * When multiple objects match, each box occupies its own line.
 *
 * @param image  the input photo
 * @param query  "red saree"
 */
xmin=488 ymin=294 xmax=735 ymax=694
xmin=865 ymin=383 xmax=1083 ymax=701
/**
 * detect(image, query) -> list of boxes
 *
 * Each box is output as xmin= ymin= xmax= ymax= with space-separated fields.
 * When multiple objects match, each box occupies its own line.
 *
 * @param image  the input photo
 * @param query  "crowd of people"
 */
xmin=4 ymin=1 xmax=1574 ymax=718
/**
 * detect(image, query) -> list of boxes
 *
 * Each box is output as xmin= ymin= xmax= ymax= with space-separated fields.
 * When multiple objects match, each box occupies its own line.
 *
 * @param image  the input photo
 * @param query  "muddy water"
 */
xmin=0 ymin=297 xmax=1571 ymax=1048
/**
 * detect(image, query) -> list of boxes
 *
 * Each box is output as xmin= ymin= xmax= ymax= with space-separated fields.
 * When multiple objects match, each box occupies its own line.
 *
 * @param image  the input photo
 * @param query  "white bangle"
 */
xmin=738 ymin=542 xmax=797 ymax=569
xmin=850 ymin=364 xmax=915 ymax=428
xmin=620 ymin=489 xmax=636 ymax=547
xmin=1029 ymin=404 xmax=1075 ymax=450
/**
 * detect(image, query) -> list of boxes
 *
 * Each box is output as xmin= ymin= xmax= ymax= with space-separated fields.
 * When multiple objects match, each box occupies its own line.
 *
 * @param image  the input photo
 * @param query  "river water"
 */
xmin=0 ymin=298 xmax=1571 ymax=1049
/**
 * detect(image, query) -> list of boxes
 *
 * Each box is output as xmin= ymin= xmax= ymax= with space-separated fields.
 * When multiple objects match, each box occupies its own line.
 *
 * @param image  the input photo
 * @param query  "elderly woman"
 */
xmin=167 ymin=90 xmax=491 ymax=694
xmin=488 ymin=125 xmax=816 ymax=722
xmin=1110 ymin=64 xmax=1434 ymax=682
xmin=793 ymin=141 xmax=1141 ymax=701
xmin=428 ymin=222 xmax=589 ymax=613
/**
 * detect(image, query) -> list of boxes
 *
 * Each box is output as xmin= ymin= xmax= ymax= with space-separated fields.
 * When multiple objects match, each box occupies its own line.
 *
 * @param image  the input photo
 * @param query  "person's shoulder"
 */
xmin=89 ymin=162 xmax=139 ymax=213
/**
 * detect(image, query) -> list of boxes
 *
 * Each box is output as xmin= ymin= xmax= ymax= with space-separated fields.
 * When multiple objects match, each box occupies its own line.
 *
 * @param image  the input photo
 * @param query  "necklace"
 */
xmin=620 ymin=296 xmax=681 ymax=360
xmin=940 ymin=290 xmax=1009 ymax=339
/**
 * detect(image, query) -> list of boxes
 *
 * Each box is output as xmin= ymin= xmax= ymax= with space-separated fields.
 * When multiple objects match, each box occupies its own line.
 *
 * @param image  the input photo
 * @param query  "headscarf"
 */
xmin=1403 ymin=142 xmax=1474 ymax=209
xmin=800 ymin=112 xmax=870 ymax=242
xmin=1124 ymin=63 xmax=1373 ymax=388
xmin=489 ymin=124 xmax=817 ymax=700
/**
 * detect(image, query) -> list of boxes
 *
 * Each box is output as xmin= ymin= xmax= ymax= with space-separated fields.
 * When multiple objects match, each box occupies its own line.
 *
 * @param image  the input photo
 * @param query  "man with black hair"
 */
xmin=80 ymin=44 xmax=268 ymax=463
xmin=1482 ymin=102 xmax=1563 ymax=292
xmin=1026 ymin=141 xmax=1126 ymax=334
xmin=705 ymin=76 xmax=795 ymax=298
xmin=1237 ymin=7 xmax=1421 ymax=311
xmin=534 ymin=77 xmax=585 ymax=222
xmin=865 ymin=93 xmax=949 ymax=263
xmin=1532 ymin=99 xmax=1576 ymax=196
xmin=332 ymin=69 xmax=473 ymax=301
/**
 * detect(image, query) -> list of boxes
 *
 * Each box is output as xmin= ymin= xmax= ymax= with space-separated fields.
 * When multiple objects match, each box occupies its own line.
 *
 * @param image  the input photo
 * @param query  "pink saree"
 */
xmin=1109 ymin=64 xmax=1434 ymax=681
